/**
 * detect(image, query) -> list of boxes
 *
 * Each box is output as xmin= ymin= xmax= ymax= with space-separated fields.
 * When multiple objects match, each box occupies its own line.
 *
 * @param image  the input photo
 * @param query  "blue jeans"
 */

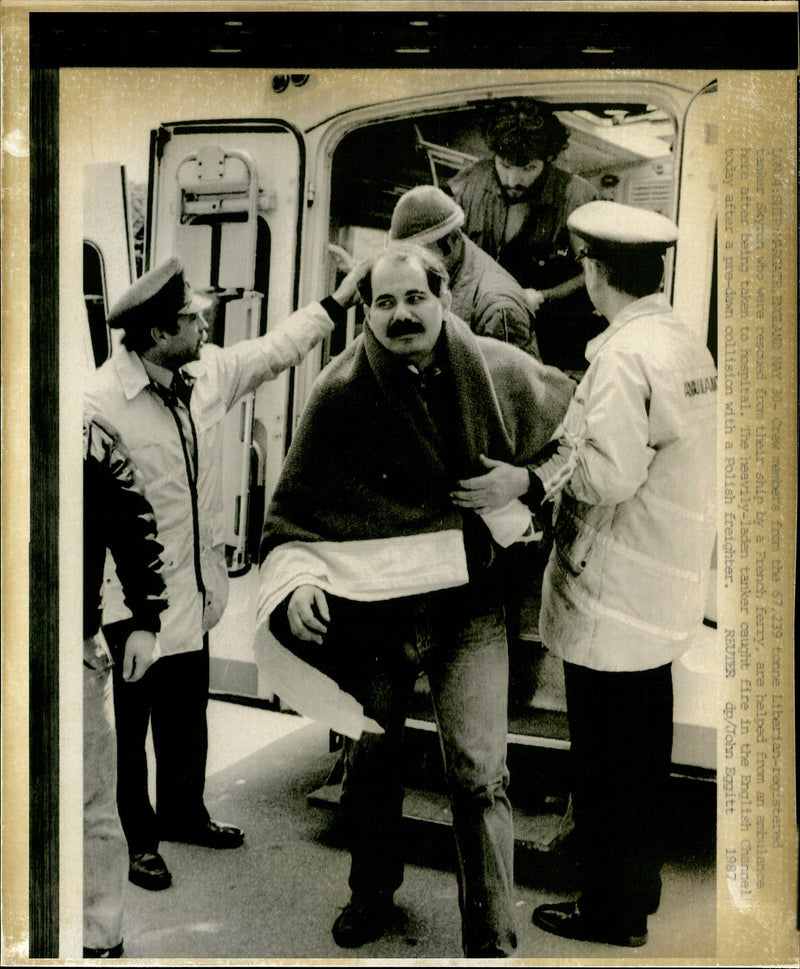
xmin=333 ymin=586 xmax=517 ymax=957
xmin=83 ymin=633 xmax=127 ymax=951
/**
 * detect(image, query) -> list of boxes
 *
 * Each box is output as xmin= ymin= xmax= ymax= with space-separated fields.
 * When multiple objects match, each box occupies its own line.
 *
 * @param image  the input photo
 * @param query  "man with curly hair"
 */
xmin=450 ymin=101 xmax=600 ymax=373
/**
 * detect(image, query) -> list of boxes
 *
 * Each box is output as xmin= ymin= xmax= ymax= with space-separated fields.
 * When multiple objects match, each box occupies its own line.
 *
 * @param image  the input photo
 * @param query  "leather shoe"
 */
xmin=160 ymin=819 xmax=244 ymax=849
xmin=82 ymin=940 xmax=124 ymax=958
xmin=532 ymin=900 xmax=648 ymax=947
xmin=128 ymin=851 xmax=172 ymax=891
xmin=332 ymin=897 xmax=406 ymax=948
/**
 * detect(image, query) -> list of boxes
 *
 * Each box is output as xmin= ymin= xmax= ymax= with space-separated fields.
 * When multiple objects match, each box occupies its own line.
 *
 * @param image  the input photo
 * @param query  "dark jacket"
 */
xmin=83 ymin=413 xmax=167 ymax=639
xmin=450 ymin=158 xmax=602 ymax=372
xmin=450 ymin=157 xmax=597 ymax=288
xmin=450 ymin=236 xmax=539 ymax=358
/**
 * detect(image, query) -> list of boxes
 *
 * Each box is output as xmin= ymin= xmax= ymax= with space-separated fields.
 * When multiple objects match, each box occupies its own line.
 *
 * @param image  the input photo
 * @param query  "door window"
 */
xmin=83 ymin=241 xmax=111 ymax=367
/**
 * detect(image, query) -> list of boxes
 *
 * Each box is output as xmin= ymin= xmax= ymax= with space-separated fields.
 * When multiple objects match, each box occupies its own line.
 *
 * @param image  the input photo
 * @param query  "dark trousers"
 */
xmin=104 ymin=620 xmax=210 ymax=855
xmin=563 ymin=661 xmax=674 ymax=923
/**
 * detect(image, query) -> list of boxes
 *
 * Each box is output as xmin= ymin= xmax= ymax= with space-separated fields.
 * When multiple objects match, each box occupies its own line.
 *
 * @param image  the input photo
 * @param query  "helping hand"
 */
xmin=329 ymin=246 xmax=373 ymax=310
xmin=122 ymin=630 xmax=159 ymax=682
xmin=328 ymin=244 xmax=356 ymax=274
xmin=524 ymin=288 xmax=546 ymax=315
xmin=450 ymin=454 xmax=530 ymax=513
xmin=287 ymin=584 xmax=330 ymax=645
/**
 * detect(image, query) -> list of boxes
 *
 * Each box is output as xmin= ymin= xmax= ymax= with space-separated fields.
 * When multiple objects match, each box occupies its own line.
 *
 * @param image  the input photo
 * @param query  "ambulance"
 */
xmin=81 ymin=68 xmax=719 ymax=799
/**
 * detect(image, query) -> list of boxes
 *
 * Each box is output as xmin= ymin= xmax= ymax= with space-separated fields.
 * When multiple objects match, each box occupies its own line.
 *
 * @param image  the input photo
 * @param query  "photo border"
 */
xmin=2 ymin=2 xmax=797 ymax=963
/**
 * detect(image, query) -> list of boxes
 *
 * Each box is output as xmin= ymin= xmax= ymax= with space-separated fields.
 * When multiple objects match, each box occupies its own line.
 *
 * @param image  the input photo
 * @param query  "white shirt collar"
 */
xmin=140 ymin=355 xmax=174 ymax=389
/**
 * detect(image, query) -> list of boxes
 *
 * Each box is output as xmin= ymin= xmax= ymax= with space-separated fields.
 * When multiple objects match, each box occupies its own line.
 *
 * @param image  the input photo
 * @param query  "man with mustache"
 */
xmin=85 ymin=257 xmax=358 ymax=892
xmin=257 ymin=243 xmax=574 ymax=956
xmin=449 ymin=101 xmax=600 ymax=374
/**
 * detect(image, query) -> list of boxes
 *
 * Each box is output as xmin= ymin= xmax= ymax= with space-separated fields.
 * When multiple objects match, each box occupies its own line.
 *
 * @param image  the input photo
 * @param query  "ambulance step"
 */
xmin=307 ymin=781 xmax=574 ymax=854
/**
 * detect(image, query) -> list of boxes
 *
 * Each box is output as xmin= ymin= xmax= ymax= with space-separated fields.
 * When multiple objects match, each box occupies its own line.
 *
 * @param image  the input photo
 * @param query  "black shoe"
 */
xmin=128 ymin=851 xmax=172 ymax=891
xmin=532 ymin=900 xmax=648 ymax=947
xmin=82 ymin=940 xmax=124 ymax=958
xmin=160 ymin=819 xmax=244 ymax=849
xmin=331 ymin=898 xmax=406 ymax=948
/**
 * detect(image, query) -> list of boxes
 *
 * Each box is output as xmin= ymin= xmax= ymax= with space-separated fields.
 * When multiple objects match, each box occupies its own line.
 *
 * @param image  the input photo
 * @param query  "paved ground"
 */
xmin=122 ymin=699 xmax=716 ymax=961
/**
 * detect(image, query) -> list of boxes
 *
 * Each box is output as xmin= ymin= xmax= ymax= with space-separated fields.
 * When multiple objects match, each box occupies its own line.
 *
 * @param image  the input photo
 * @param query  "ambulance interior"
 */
xmin=326 ymin=98 xmax=678 ymax=355
xmin=332 ymin=100 xmax=675 ymax=223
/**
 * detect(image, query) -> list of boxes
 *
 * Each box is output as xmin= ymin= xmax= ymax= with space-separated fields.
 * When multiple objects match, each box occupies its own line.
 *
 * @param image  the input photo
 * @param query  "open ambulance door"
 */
xmin=670 ymin=79 xmax=719 ymax=774
xmin=146 ymin=119 xmax=307 ymax=696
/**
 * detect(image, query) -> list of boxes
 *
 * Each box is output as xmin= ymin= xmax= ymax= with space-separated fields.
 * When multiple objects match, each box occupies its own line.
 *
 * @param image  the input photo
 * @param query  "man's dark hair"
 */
xmin=486 ymin=102 xmax=569 ymax=166
xmin=357 ymin=242 xmax=450 ymax=306
xmin=120 ymin=316 xmax=179 ymax=354
xmin=594 ymin=249 xmax=666 ymax=298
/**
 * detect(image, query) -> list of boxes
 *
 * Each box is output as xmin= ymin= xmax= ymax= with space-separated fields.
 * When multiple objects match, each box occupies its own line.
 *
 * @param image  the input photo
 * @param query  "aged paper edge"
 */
xmin=2 ymin=1 xmax=797 ymax=966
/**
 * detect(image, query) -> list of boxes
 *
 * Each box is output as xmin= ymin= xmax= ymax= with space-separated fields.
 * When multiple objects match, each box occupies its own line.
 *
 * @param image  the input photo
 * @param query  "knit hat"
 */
xmin=389 ymin=185 xmax=465 ymax=245
xmin=106 ymin=257 xmax=212 ymax=332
